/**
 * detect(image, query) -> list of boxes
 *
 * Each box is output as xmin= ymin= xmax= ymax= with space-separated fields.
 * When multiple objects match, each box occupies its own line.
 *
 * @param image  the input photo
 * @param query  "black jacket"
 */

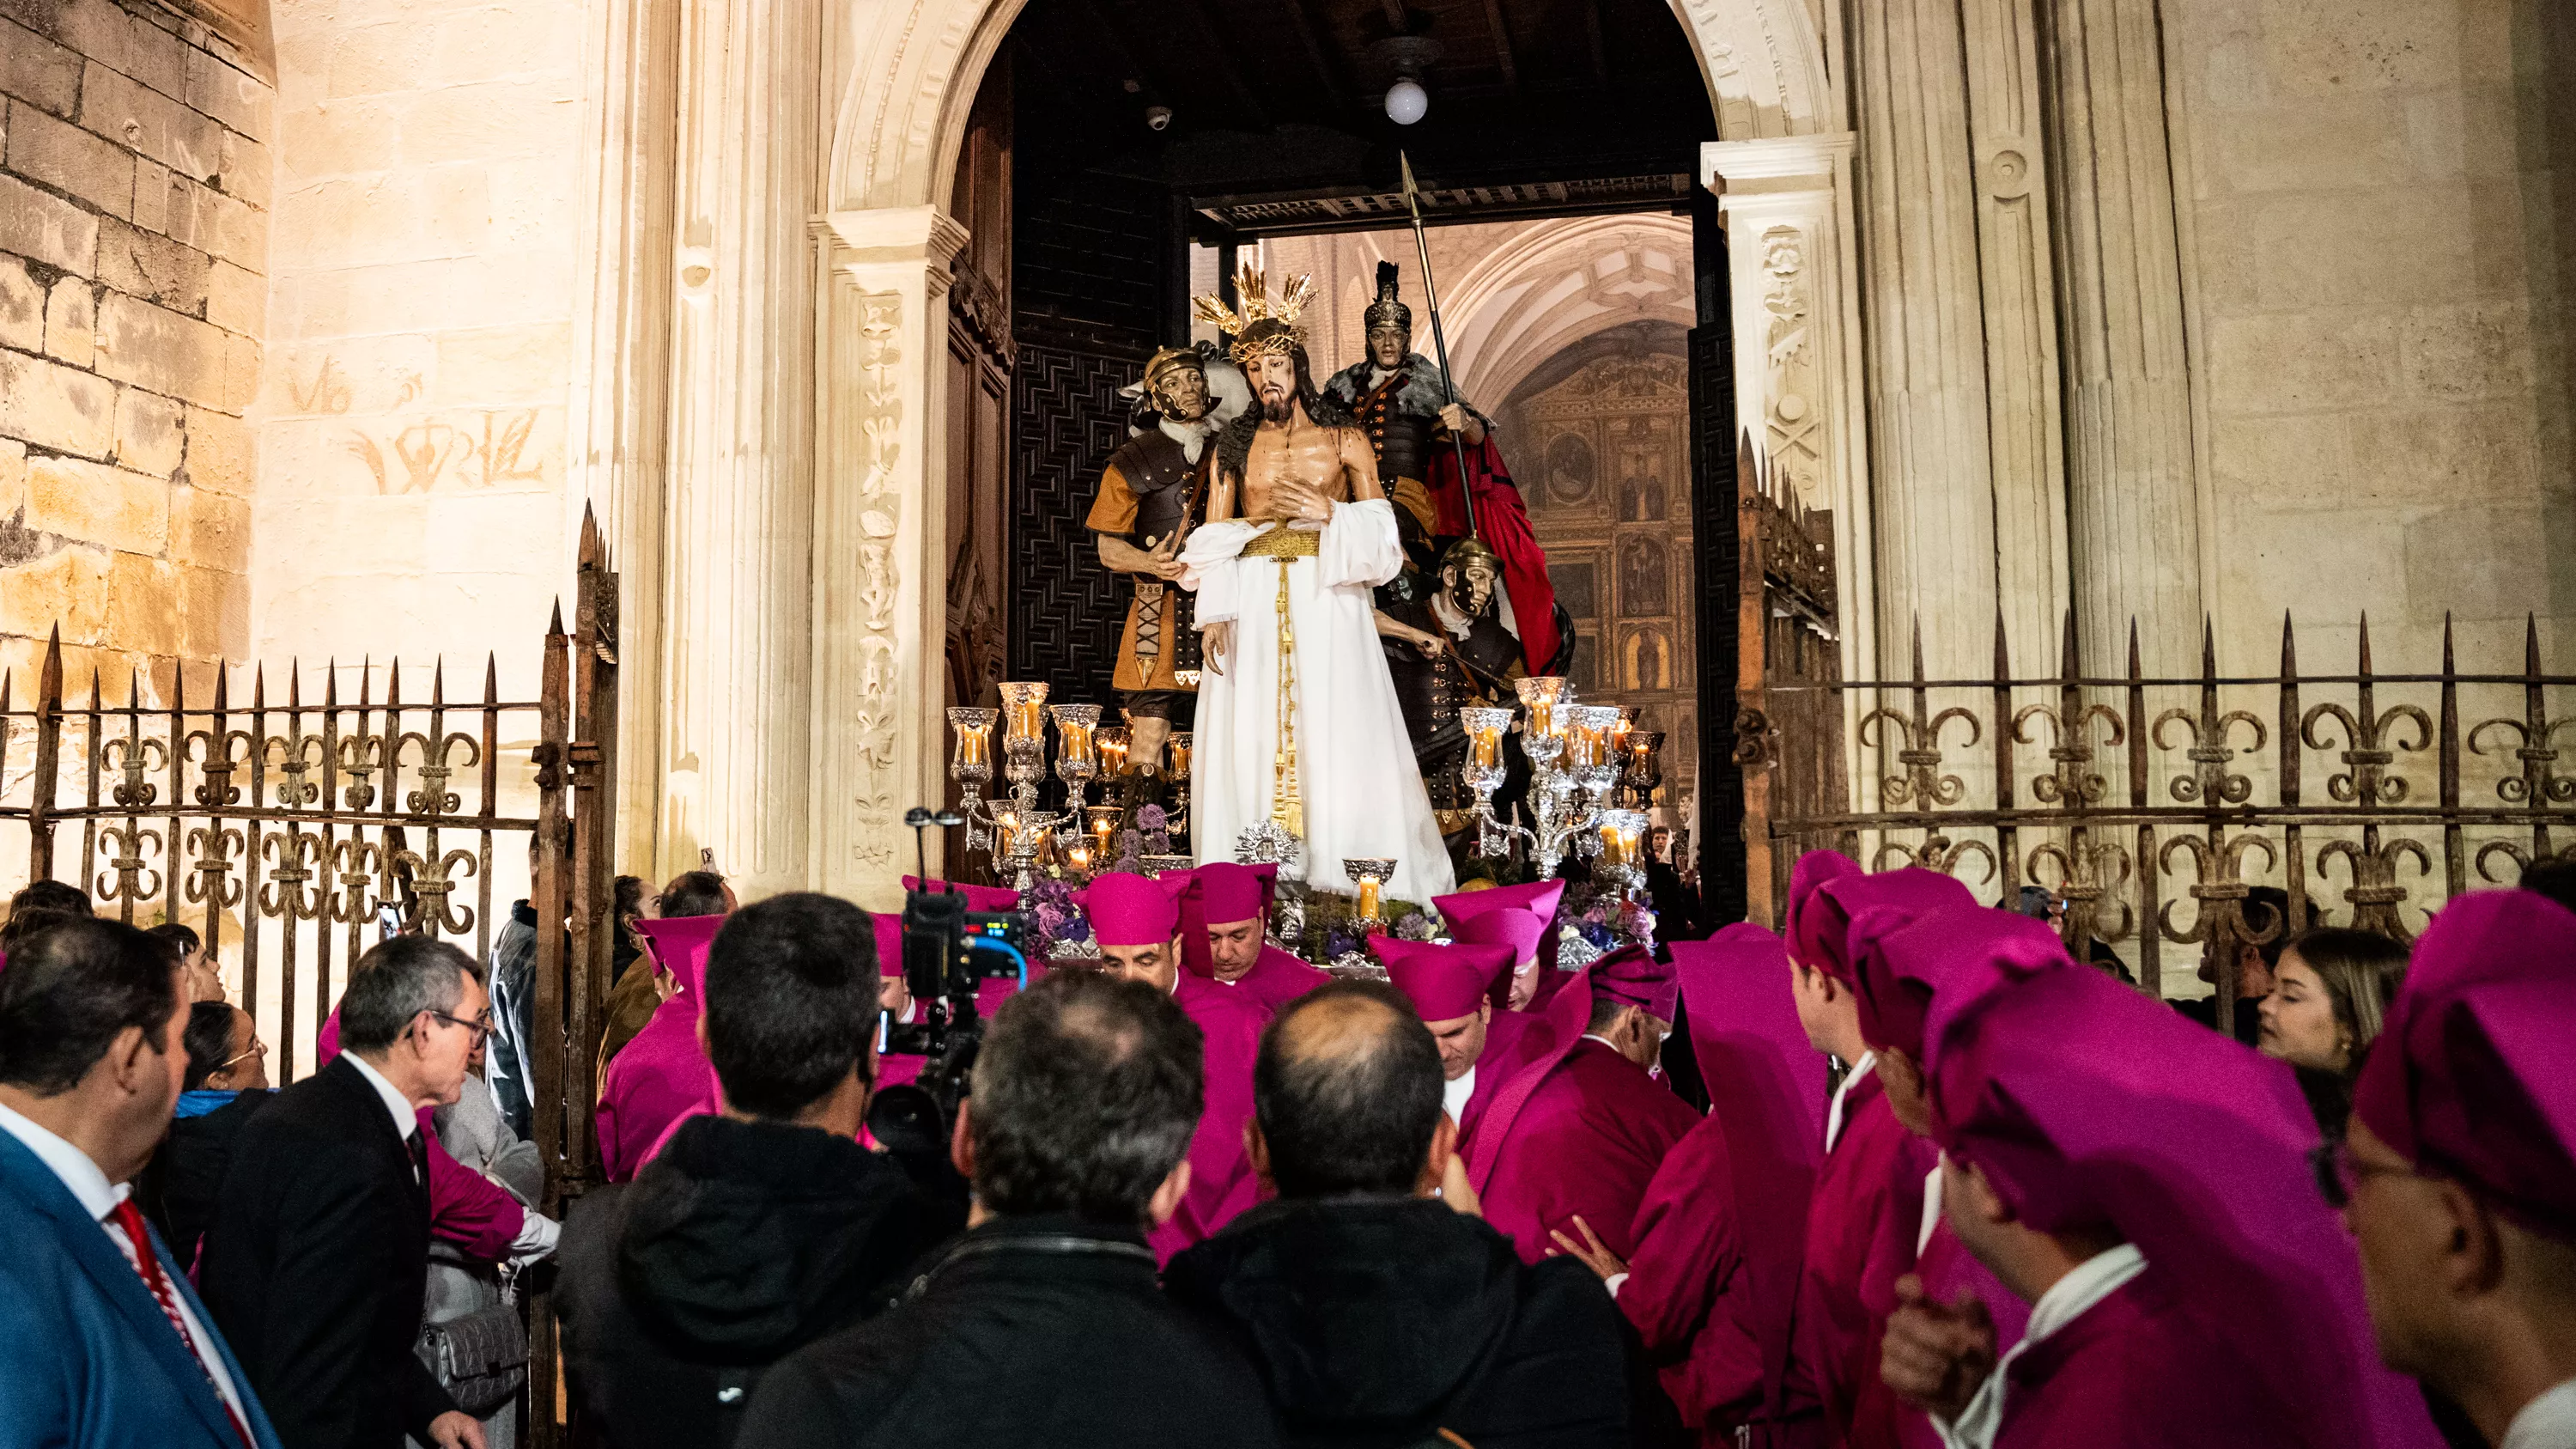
xmin=137 ymin=1089 xmax=274 ymax=1272
xmin=197 ymin=1056 xmax=458 ymax=1449
xmin=556 ymin=1114 xmax=942 ymax=1449
xmin=741 ymin=1214 xmax=1285 ymax=1449
xmin=1165 ymin=1196 xmax=1629 ymax=1449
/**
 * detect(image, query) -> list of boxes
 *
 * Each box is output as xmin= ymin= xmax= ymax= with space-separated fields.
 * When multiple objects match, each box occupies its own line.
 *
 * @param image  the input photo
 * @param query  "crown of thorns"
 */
xmin=1193 ymin=265 xmax=1316 ymax=364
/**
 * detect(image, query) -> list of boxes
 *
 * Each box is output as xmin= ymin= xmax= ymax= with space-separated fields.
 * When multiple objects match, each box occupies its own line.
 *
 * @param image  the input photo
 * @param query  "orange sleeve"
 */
xmin=1086 ymin=463 xmax=1139 ymax=534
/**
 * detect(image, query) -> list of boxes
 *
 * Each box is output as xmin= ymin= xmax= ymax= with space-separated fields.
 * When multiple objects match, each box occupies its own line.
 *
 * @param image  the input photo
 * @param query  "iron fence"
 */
xmin=1740 ymin=612 xmax=2576 ymax=1007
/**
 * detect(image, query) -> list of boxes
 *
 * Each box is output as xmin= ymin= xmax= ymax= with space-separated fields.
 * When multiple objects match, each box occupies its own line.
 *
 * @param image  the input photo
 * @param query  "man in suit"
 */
xmin=0 ymin=916 xmax=283 ymax=1449
xmin=200 ymin=935 xmax=490 ymax=1449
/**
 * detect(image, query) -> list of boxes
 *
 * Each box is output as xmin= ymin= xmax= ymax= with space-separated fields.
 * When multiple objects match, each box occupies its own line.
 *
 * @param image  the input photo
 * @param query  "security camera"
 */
xmin=1145 ymin=105 xmax=1173 ymax=131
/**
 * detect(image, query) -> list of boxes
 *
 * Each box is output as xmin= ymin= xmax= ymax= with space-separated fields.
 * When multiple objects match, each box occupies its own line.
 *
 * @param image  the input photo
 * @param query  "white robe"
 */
xmin=1182 ymin=498 xmax=1456 ymax=905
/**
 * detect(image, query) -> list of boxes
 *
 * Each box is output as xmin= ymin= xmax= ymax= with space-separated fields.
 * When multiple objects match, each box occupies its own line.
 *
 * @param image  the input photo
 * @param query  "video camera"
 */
xmin=876 ymin=808 xmax=1033 ymax=1125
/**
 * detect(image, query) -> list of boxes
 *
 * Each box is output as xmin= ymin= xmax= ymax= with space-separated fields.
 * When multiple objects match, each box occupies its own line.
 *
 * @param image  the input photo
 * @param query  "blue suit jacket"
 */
xmin=0 ymin=1126 xmax=285 ymax=1449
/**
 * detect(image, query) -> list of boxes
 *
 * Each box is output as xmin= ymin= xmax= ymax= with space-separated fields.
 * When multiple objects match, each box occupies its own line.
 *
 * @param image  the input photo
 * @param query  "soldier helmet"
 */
xmin=1365 ymin=261 xmax=1413 ymax=335
xmin=1440 ymin=536 xmax=1500 ymax=576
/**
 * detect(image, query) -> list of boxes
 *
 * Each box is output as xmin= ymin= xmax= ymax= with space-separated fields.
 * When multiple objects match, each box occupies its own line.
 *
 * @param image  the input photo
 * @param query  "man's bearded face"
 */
xmin=1252 ymin=352 xmax=1297 ymax=423
xmin=1368 ymin=325 xmax=1409 ymax=371
xmin=1156 ymin=366 xmax=1210 ymax=423
xmin=1443 ymin=557 xmax=1497 ymax=615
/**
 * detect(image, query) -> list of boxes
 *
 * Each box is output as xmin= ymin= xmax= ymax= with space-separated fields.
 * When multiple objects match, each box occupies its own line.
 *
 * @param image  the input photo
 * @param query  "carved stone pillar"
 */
xmin=653 ymin=0 xmax=820 ymax=898
xmin=814 ymin=206 xmax=970 ymax=909
xmin=1703 ymin=136 xmax=1875 ymax=691
xmin=2040 ymin=0 xmax=2201 ymax=675
xmin=1848 ymin=0 xmax=2070 ymax=675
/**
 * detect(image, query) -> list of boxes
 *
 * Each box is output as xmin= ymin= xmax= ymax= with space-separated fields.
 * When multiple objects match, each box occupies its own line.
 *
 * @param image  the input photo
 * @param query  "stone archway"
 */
xmin=788 ymin=0 xmax=1853 ymax=900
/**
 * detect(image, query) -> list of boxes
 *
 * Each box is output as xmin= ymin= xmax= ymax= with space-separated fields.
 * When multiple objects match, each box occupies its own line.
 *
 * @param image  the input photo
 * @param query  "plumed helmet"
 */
xmin=1365 ymin=260 xmax=1413 ymax=335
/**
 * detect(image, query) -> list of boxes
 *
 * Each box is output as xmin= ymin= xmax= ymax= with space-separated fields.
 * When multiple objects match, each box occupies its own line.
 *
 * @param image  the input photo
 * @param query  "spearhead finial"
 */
xmin=1400 ymin=150 xmax=1419 ymax=202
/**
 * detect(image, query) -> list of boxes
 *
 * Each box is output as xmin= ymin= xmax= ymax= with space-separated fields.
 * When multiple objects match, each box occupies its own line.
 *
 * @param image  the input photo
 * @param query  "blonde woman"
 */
xmin=2257 ymin=926 xmax=2409 ymax=1075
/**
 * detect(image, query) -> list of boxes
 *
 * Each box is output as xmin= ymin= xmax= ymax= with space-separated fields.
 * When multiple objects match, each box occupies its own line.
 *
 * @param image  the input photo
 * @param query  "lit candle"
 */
xmin=1516 ymin=676 xmax=1567 ymax=740
xmin=1168 ymin=733 xmax=1193 ymax=782
xmin=1051 ymin=703 xmax=1101 ymax=778
xmin=947 ymin=707 xmax=997 ymax=780
xmin=1098 ymin=727 xmax=1131 ymax=776
xmin=1459 ymin=706 xmax=1513 ymax=795
xmin=999 ymin=682 xmax=1049 ymax=746
xmin=1087 ymin=804 xmax=1121 ymax=857
xmin=1357 ymin=873 xmax=1382 ymax=928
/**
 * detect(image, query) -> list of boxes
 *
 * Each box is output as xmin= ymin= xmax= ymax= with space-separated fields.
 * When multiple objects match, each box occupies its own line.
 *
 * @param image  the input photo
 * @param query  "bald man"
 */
xmin=1164 ymin=981 xmax=1629 ymax=1448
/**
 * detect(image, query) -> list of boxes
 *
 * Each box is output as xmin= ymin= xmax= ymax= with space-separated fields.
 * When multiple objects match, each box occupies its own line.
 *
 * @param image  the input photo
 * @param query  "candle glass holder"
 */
xmin=1565 ymin=705 xmax=1625 ymax=794
xmin=1167 ymin=732 xmax=1193 ymax=782
xmin=946 ymin=707 xmax=999 ymax=851
xmin=1084 ymin=804 xmax=1123 ymax=868
xmin=1596 ymin=808 xmax=1649 ymax=891
xmin=1460 ymin=707 xmax=1513 ymax=795
xmin=1342 ymin=857 xmax=1399 ymax=934
xmin=1516 ymin=676 xmax=1568 ymax=763
xmin=1097 ymin=726 xmax=1131 ymax=780
xmin=1139 ymin=853 xmax=1196 ymax=877
xmin=1050 ymin=703 xmax=1102 ymax=811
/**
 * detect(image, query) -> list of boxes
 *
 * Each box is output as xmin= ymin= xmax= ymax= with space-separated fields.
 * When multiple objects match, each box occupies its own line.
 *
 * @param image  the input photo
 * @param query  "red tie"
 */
xmin=110 ymin=1198 xmax=254 ymax=1448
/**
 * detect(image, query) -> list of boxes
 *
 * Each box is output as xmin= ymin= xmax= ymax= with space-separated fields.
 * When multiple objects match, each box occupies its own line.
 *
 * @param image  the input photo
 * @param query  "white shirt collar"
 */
xmin=1918 ymin=1159 xmax=1945 ymax=1256
xmin=1826 ymin=1051 xmax=1877 ymax=1152
xmin=1936 ymin=1244 xmax=2148 ymax=1449
xmin=0 ymin=1098 xmax=125 ymax=1216
xmin=342 ymin=1050 xmax=422 ymax=1143
xmin=2504 ymin=1379 xmax=2576 ymax=1449
xmin=1442 ymin=1064 xmax=1477 ymax=1126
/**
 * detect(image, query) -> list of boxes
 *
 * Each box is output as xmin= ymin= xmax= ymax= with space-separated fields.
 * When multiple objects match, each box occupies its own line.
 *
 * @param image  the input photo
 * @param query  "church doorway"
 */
xmin=931 ymin=0 xmax=1770 ymax=904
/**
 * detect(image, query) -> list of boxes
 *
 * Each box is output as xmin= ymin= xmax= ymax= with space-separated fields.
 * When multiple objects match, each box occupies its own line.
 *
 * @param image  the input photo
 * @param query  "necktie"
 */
xmin=409 ymin=1129 xmax=429 ymax=1186
xmin=109 ymin=1199 xmax=254 ymax=1448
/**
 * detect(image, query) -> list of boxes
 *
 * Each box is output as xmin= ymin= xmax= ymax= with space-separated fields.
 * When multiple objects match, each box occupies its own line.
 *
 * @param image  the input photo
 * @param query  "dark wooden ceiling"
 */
xmin=1005 ymin=0 xmax=1716 ymax=230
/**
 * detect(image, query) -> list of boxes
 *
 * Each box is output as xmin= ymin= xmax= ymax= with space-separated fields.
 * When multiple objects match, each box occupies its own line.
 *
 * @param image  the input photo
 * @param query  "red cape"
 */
xmin=1429 ymin=434 xmax=1561 ymax=673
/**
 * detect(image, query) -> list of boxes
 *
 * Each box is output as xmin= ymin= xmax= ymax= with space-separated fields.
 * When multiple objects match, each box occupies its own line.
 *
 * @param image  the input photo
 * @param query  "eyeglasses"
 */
xmin=426 ymin=1010 xmax=494 ymax=1047
xmin=2310 ymin=1135 xmax=2417 ymax=1209
xmin=215 ymin=1038 xmax=268 ymax=1071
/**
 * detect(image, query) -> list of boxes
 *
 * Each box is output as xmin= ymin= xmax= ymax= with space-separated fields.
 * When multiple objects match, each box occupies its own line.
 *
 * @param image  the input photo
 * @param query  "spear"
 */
xmin=1398 ymin=152 xmax=1479 ymax=542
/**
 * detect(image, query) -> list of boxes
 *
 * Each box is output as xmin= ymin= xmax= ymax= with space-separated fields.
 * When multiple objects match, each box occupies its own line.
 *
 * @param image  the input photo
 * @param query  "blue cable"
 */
xmin=965 ymin=933 xmax=1030 ymax=988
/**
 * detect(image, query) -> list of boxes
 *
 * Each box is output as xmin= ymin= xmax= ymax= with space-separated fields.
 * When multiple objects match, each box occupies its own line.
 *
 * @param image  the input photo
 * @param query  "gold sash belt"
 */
xmin=1241 ymin=527 xmax=1321 ymax=560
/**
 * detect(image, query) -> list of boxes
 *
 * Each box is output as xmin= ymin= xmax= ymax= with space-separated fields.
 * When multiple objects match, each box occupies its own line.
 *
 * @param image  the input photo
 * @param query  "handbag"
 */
xmin=416 ymin=1298 xmax=529 ymax=1417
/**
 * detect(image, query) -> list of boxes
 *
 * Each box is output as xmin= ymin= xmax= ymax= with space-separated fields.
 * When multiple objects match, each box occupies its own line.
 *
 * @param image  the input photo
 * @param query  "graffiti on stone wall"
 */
xmin=343 ymin=410 xmax=544 ymax=494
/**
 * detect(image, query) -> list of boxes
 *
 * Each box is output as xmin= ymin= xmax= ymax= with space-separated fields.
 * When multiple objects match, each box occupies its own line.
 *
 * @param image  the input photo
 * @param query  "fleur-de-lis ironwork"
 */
xmin=91 ymin=824 xmax=165 ymax=905
xmin=398 ymin=730 xmax=481 ymax=817
xmin=269 ymin=731 xmax=328 ymax=808
xmin=2319 ymin=835 xmax=2430 ymax=941
xmin=259 ymin=831 xmax=330 ymax=920
xmin=2158 ymin=831 xmax=2280 ymax=954
xmin=2026 ymin=836 xmax=2135 ymax=945
xmin=2300 ymin=623 xmax=2430 ymax=807
xmin=339 ymin=734 xmax=386 ymax=810
xmin=103 ymin=736 xmax=166 ymax=807
xmin=1869 ymin=830 xmax=1998 ymax=886
xmin=185 ymin=727 xmax=256 ymax=807
xmin=328 ymin=836 xmax=385 ymax=924
xmin=1858 ymin=703 xmax=1981 ymax=810
xmin=2014 ymin=702 xmax=2124 ymax=807
xmin=184 ymin=825 xmax=246 ymax=910
xmin=388 ymin=846 xmax=478 ymax=935
xmin=2469 ymin=715 xmax=2576 ymax=807
xmin=2154 ymin=706 xmax=2266 ymax=806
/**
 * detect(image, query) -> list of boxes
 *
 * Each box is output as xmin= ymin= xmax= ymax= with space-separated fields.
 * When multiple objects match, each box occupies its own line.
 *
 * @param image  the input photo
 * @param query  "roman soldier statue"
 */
xmin=1085 ymin=344 xmax=1239 ymax=774
xmin=1322 ymin=262 xmax=1571 ymax=685
xmin=1378 ymin=536 xmax=1530 ymax=815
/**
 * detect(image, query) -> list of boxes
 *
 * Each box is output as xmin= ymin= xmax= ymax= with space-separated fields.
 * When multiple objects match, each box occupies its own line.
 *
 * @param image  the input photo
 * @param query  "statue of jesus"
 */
xmin=1180 ymin=269 xmax=1456 ymax=906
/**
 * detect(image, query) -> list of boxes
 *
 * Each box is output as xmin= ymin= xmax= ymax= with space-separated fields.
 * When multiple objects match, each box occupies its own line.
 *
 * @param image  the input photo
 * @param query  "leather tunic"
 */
xmin=1103 ymin=430 xmax=1201 ymax=550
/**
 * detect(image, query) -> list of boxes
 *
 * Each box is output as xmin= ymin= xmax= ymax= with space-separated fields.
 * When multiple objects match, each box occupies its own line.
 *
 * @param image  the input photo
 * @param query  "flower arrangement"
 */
xmin=1024 ymin=875 xmax=1094 ymax=960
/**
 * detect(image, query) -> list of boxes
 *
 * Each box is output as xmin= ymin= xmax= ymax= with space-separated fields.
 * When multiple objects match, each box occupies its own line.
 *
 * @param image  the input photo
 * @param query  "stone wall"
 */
xmin=2170 ymin=0 xmax=2576 ymax=678
xmin=0 ymin=0 xmax=268 ymax=689
xmin=254 ymin=0 xmax=586 ymax=693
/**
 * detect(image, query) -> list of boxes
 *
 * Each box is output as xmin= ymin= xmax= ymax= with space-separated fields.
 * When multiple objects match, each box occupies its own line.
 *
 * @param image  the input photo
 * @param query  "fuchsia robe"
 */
xmin=1477 ymin=1038 xmax=1700 ymax=1266
xmin=1991 ymin=1272 xmax=2284 ymax=1448
xmin=1146 ymin=970 xmax=1267 ymax=1265
xmin=1204 ymin=945 xmax=1331 ymax=1018
xmin=1621 ymin=1113 xmax=1766 ymax=1436
xmin=1449 ymin=1005 xmax=1544 ymax=1151
xmin=594 ymin=921 xmax=721 ymax=1183
xmin=1668 ymin=928 xmax=1829 ymax=1446
xmin=1793 ymin=1071 xmax=1928 ymax=1449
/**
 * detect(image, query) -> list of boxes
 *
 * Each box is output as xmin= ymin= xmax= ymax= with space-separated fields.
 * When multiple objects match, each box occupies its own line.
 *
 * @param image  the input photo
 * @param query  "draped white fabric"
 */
xmin=1181 ymin=499 xmax=1456 ymax=905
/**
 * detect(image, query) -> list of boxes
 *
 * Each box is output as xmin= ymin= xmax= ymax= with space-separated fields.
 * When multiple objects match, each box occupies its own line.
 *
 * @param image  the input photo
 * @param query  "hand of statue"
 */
xmin=1203 ymin=620 xmax=1231 ymax=678
xmin=1439 ymin=403 xmax=1486 ymax=445
xmin=1880 ymin=1274 xmax=1997 ymax=1422
xmin=1142 ymin=532 xmax=1188 ymax=581
xmin=1265 ymin=478 xmax=1336 ymax=524
xmin=1410 ymin=626 xmax=1443 ymax=659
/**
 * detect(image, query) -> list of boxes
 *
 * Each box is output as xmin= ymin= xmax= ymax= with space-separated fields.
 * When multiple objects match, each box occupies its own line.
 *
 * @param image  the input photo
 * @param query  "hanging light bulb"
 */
xmin=1384 ymin=76 xmax=1428 ymax=125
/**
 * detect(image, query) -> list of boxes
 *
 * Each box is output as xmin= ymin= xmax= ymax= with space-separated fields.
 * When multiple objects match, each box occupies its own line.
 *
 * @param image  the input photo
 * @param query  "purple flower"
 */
xmin=1137 ymin=804 xmax=1168 ymax=831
